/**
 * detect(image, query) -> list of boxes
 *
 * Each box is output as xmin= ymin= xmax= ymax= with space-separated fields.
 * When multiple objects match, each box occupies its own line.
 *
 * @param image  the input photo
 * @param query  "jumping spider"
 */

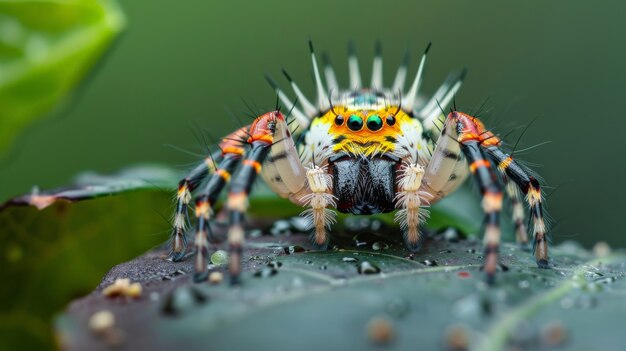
xmin=168 ymin=41 xmax=549 ymax=284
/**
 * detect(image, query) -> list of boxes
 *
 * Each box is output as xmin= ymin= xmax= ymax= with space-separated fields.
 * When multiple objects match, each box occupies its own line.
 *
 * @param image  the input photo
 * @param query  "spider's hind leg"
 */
xmin=170 ymin=157 xmax=215 ymax=261
xmin=502 ymin=174 xmax=530 ymax=250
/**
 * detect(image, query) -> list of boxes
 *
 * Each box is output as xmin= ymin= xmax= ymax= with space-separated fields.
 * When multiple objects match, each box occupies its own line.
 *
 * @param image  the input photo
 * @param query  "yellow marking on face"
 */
xmin=314 ymin=105 xmax=416 ymax=156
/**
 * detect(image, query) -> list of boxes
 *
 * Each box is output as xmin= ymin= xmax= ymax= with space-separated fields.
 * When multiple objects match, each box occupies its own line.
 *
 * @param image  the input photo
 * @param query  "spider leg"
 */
xmin=192 ymin=140 xmax=245 ymax=281
xmin=170 ymin=157 xmax=216 ymax=261
xmin=502 ymin=174 xmax=530 ymax=250
xmin=448 ymin=110 xmax=549 ymax=283
xmin=458 ymin=139 xmax=503 ymax=284
xmin=484 ymin=146 xmax=548 ymax=267
xmin=225 ymin=110 xmax=288 ymax=285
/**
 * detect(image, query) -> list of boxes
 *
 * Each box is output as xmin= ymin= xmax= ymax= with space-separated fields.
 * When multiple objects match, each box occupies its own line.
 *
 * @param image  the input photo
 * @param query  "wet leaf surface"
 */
xmin=55 ymin=230 xmax=626 ymax=351
xmin=2 ymin=166 xmax=623 ymax=351
xmin=0 ymin=0 xmax=125 ymax=155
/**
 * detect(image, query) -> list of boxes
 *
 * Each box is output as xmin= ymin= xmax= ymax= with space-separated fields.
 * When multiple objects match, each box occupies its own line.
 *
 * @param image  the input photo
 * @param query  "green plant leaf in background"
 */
xmin=0 ymin=0 xmax=125 ymax=155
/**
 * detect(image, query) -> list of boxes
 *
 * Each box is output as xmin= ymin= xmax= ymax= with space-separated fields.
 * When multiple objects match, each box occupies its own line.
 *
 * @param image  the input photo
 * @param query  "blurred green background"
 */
xmin=1 ymin=0 xmax=625 ymax=250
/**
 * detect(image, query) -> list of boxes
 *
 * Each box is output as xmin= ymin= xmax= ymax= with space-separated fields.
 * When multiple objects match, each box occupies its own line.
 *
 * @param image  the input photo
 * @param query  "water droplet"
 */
xmin=253 ymin=267 xmax=278 ymax=278
xmin=283 ymin=245 xmax=305 ymax=254
xmin=576 ymin=295 xmax=597 ymax=309
xmin=248 ymin=229 xmax=263 ymax=238
xmin=560 ymin=297 xmax=574 ymax=309
xmin=267 ymin=261 xmax=283 ymax=268
xmin=290 ymin=216 xmax=310 ymax=231
xmin=305 ymin=260 xmax=313 ymax=265
xmin=319 ymin=265 xmax=328 ymax=270
xmin=352 ymin=232 xmax=382 ymax=247
xmin=371 ymin=220 xmax=382 ymax=231
xmin=270 ymin=220 xmax=292 ymax=235
xmin=345 ymin=217 xmax=373 ymax=231
xmin=466 ymin=248 xmax=476 ymax=254
xmin=508 ymin=320 xmax=536 ymax=348
xmin=357 ymin=261 xmax=381 ymax=274
xmin=211 ymin=250 xmax=228 ymax=265
xmin=372 ymin=241 xmax=389 ymax=251
xmin=584 ymin=270 xmax=604 ymax=279
xmin=594 ymin=276 xmax=617 ymax=284
xmin=438 ymin=227 xmax=461 ymax=242
xmin=404 ymin=253 xmax=415 ymax=260
xmin=421 ymin=260 xmax=438 ymax=267
xmin=518 ymin=280 xmax=530 ymax=289
xmin=385 ymin=298 xmax=410 ymax=319
xmin=342 ymin=257 xmax=359 ymax=263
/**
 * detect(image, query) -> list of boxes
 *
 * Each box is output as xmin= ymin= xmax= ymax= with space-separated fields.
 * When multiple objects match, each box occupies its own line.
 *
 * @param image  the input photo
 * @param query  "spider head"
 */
xmin=314 ymin=93 xmax=424 ymax=214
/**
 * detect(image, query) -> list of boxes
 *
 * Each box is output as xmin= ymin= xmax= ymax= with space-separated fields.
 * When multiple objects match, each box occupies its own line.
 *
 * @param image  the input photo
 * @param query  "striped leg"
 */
xmin=193 ymin=152 xmax=243 ymax=282
xmin=449 ymin=111 xmax=549 ymax=272
xmin=502 ymin=174 xmax=530 ymax=249
xmin=444 ymin=111 xmax=505 ymax=284
xmin=170 ymin=158 xmax=214 ymax=261
xmin=459 ymin=140 xmax=503 ymax=284
xmin=485 ymin=147 xmax=549 ymax=268
xmin=226 ymin=111 xmax=286 ymax=285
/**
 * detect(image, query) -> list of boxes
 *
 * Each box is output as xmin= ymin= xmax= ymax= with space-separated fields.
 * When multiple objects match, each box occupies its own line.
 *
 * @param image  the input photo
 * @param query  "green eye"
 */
xmin=366 ymin=115 xmax=383 ymax=131
xmin=347 ymin=115 xmax=363 ymax=131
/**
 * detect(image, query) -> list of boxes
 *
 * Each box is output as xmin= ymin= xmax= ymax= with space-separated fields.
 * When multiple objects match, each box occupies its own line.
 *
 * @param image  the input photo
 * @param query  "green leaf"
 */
xmin=53 ymin=234 xmax=626 ymax=351
xmin=1 ymin=164 xmax=181 ymax=209
xmin=0 ymin=191 xmax=170 ymax=350
xmin=0 ymin=0 xmax=125 ymax=154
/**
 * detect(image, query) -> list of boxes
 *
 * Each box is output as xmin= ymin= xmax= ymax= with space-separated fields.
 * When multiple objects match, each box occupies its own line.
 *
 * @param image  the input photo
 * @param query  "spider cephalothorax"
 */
xmin=166 ymin=40 xmax=549 ymax=285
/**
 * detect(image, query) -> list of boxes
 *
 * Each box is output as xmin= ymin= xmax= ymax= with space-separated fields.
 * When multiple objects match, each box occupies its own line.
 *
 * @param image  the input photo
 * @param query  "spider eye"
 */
xmin=386 ymin=115 xmax=396 ymax=126
xmin=334 ymin=115 xmax=344 ymax=126
xmin=367 ymin=115 xmax=383 ymax=131
xmin=347 ymin=115 xmax=363 ymax=131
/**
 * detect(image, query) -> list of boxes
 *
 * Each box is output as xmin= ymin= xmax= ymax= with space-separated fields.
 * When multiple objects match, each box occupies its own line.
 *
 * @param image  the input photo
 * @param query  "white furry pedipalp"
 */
xmin=299 ymin=164 xmax=336 ymax=246
xmin=394 ymin=162 xmax=432 ymax=245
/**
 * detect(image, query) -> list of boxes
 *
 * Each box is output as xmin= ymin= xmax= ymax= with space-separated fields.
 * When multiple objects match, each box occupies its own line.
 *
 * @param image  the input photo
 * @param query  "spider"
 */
xmin=170 ymin=40 xmax=549 ymax=285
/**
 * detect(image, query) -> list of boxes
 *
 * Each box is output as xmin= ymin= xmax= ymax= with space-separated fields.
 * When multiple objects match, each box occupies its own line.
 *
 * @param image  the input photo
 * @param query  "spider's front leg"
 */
xmin=191 ymin=128 xmax=249 ymax=281
xmin=224 ymin=109 xmax=318 ymax=285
